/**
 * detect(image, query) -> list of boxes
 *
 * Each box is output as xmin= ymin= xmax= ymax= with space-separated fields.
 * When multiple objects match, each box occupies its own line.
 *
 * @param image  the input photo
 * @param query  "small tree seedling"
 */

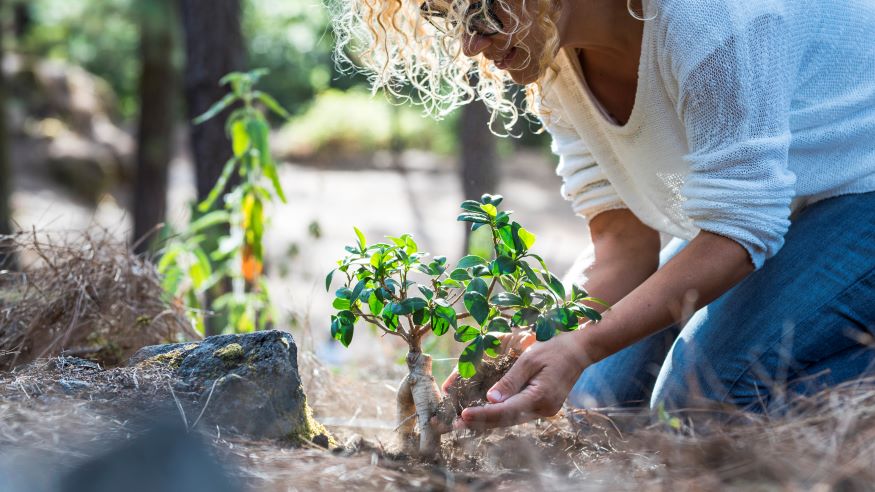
xmin=326 ymin=194 xmax=607 ymax=458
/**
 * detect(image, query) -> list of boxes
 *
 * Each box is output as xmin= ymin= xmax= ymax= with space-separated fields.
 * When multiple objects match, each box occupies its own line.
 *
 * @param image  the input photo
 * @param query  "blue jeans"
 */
xmin=568 ymin=191 xmax=875 ymax=413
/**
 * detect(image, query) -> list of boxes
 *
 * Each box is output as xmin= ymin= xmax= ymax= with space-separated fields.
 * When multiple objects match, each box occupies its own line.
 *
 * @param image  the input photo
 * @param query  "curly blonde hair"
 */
xmin=328 ymin=0 xmax=562 ymax=133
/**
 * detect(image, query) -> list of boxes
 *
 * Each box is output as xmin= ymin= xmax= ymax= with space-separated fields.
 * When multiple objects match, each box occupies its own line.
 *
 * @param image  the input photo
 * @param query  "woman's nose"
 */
xmin=462 ymin=33 xmax=491 ymax=57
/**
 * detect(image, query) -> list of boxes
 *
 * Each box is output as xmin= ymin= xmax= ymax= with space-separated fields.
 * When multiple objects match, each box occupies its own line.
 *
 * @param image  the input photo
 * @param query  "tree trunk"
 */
xmin=179 ymin=0 xmax=245 ymax=204
xmin=458 ymin=100 xmax=499 ymax=253
xmin=132 ymin=0 xmax=178 ymax=255
xmin=12 ymin=1 xmax=32 ymax=40
xmin=179 ymin=0 xmax=246 ymax=335
xmin=397 ymin=351 xmax=445 ymax=459
xmin=0 ymin=0 xmax=16 ymax=270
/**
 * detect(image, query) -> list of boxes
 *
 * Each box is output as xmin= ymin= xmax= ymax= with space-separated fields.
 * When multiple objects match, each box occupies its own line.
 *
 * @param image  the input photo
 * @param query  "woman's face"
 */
xmin=425 ymin=0 xmax=549 ymax=84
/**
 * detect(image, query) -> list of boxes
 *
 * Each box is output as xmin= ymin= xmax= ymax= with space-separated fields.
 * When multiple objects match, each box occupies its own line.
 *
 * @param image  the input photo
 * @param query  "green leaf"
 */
xmin=458 ymin=337 xmax=485 ymax=379
xmin=518 ymin=261 xmax=544 ymax=288
xmin=332 ymin=297 xmax=351 ymax=310
xmin=450 ymin=268 xmax=471 ymax=281
xmin=573 ymin=304 xmax=603 ymax=322
xmin=542 ymin=271 xmax=566 ymax=300
xmin=460 ymin=200 xmax=485 ymax=213
xmin=454 ymin=324 xmax=480 ymax=343
xmin=404 ymin=235 xmax=418 ymax=254
xmin=463 ymin=291 xmax=489 ymax=325
xmin=572 ymin=284 xmax=588 ymax=301
xmin=517 ymin=285 xmax=534 ymax=306
xmin=254 ymin=91 xmax=292 ymax=120
xmin=498 ymin=222 xmax=527 ymax=253
xmin=431 ymin=300 xmax=457 ymax=336
xmin=412 ymin=308 xmax=429 ymax=326
xmin=189 ymin=210 xmax=231 ymax=233
xmin=457 ymin=255 xmax=487 ymax=269
xmin=457 ymin=213 xmax=491 ymax=224
xmin=369 ymin=251 xmax=382 ymax=268
xmin=490 ymin=255 xmax=517 ymax=276
xmin=157 ymin=244 xmax=184 ymax=273
xmin=230 ymin=119 xmax=251 ymax=158
xmin=467 ymin=277 xmax=488 ymax=297
xmin=367 ymin=292 xmax=384 ymax=316
xmin=581 ymin=296 xmax=612 ymax=310
xmin=418 ymin=285 xmax=434 ymax=300
xmin=354 ymin=227 xmax=367 ymax=250
xmin=511 ymin=307 xmax=540 ymax=327
xmin=483 ymin=333 xmax=502 ymax=357
xmin=262 ymin=157 xmax=287 ymax=203
xmin=518 ymin=227 xmax=536 ymax=250
xmin=491 ymin=292 xmax=523 ymax=307
xmin=350 ymin=279 xmax=368 ymax=304
xmin=549 ymin=307 xmax=579 ymax=331
xmin=391 ymin=297 xmax=428 ymax=315
xmin=535 ymin=315 xmax=557 ymax=341
xmin=330 ymin=310 xmax=356 ymax=347
xmin=487 ymin=317 xmax=512 ymax=333
xmin=193 ymin=93 xmax=236 ymax=125
xmin=380 ymin=305 xmax=400 ymax=331
xmin=197 ymin=157 xmax=237 ymax=212
xmin=480 ymin=203 xmax=498 ymax=217
xmin=442 ymin=278 xmax=462 ymax=289
xmin=481 ymin=193 xmax=503 ymax=205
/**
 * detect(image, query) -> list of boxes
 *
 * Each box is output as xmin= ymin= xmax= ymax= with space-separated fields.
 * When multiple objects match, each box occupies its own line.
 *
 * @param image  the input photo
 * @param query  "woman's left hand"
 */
xmin=454 ymin=331 xmax=592 ymax=431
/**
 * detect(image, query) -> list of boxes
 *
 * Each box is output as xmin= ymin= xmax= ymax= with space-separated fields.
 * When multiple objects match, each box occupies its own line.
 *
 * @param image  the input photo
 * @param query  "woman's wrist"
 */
xmin=566 ymin=324 xmax=606 ymax=371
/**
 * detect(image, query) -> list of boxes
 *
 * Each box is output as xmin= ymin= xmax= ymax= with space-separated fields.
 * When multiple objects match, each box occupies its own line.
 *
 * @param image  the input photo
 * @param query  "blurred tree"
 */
xmin=458 ymin=99 xmax=499 ymax=253
xmin=12 ymin=0 xmax=32 ymax=39
xmin=180 ymin=0 xmax=246 ymax=336
xmin=180 ymin=0 xmax=246 ymax=209
xmin=132 ymin=0 xmax=179 ymax=255
xmin=0 ymin=0 xmax=16 ymax=270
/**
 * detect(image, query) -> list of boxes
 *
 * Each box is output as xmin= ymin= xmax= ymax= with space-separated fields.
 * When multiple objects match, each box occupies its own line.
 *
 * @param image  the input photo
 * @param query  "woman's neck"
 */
xmin=556 ymin=0 xmax=644 ymax=57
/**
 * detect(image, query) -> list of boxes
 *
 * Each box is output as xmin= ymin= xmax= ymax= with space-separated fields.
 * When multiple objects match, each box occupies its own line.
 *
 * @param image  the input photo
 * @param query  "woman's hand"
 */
xmin=440 ymin=330 xmax=536 ymax=394
xmin=453 ymin=331 xmax=592 ymax=431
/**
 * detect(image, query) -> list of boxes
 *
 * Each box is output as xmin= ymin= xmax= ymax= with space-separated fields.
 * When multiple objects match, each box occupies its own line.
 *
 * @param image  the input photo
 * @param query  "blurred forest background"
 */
xmin=0 ymin=0 xmax=588 ymax=371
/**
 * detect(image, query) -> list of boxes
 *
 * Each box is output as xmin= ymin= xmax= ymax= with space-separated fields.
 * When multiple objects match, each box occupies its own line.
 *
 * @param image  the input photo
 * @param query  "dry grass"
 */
xmin=1 ymin=231 xmax=875 ymax=490
xmin=0 ymin=231 xmax=195 ymax=370
xmin=2 ymin=351 xmax=875 ymax=491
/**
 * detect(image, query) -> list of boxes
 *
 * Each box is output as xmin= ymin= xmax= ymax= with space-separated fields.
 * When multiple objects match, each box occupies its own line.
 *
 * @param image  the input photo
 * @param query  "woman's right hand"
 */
xmin=440 ymin=330 xmax=536 ymax=393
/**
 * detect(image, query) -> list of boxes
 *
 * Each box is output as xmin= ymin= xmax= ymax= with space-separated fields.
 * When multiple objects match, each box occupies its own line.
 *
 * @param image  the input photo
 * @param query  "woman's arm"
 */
xmin=580 ymin=208 xmax=661 ymax=310
xmin=454 ymin=230 xmax=753 ymax=430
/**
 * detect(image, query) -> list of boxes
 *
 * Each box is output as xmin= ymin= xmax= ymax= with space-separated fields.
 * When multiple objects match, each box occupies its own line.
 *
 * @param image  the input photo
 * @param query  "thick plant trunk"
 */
xmin=395 ymin=350 xmax=518 ymax=458
xmin=132 ymin=0 xmax=178 ymax=254
xmin=458 ymin=99 xmax=499 ymax=253
xmin=179 ymin=0 xmax=245 ymax=335
xmin=396 ymin=351 xmax=449 ymax=459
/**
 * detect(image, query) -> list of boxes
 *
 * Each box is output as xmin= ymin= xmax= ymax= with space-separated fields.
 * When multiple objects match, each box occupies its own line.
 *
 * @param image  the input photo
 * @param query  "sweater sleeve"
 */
xmin=664 ymin=3 xmax=797 ymax=270
xmin=546 ymin=119 xmax=628 ymax=222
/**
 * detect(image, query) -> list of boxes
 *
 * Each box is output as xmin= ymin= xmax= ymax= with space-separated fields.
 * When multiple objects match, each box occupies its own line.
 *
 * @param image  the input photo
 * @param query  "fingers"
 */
xmin=441 ymin=369 xmax=459 ymax=394
xmin=456 ymin=391 xmax=537 ymax=431
xmin=485 ymin=351 xmax=537 ymax=403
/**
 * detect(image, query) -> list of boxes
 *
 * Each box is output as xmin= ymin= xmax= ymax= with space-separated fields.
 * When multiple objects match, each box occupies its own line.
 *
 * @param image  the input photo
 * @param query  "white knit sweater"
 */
xmin=541 ymin=0 xmax=875 ymax=269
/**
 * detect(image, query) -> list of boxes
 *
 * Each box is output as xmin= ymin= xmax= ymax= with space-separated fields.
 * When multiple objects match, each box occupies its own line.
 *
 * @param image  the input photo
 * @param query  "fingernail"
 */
xmin=487 ymin=389 xmax=502 ymax=402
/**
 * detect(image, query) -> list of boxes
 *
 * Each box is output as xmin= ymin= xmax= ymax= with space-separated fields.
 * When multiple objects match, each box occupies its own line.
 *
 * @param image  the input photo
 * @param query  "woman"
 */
xmin=331 ymin=0 xmax=875 ymax=428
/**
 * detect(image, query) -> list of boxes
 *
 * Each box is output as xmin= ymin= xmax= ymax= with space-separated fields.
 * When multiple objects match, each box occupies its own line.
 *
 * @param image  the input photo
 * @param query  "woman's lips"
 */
xmin=494 ymin=47 xmax=517 ymax=70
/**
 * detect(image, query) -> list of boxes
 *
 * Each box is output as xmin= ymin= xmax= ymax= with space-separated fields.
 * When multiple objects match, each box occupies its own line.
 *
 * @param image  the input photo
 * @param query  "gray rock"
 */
xmin=128 ymin=330 xmax=331 ymax=445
